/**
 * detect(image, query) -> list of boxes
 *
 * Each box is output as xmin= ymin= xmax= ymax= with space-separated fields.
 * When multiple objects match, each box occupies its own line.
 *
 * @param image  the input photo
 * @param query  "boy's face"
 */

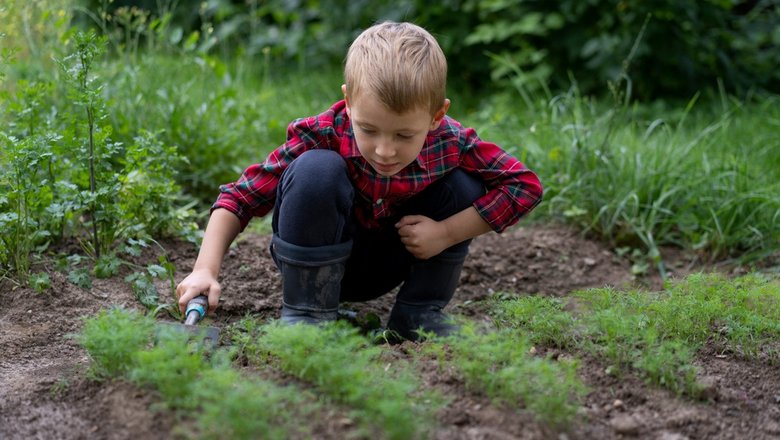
xmin=343 ymin=85 xmax=449 ymax=177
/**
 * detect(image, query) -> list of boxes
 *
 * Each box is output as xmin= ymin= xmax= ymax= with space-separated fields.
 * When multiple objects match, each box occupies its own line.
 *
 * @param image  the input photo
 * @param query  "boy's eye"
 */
xmin=359 ymin=126 xmax=376 ymax=134
xmin=397 ymin=133 xmax=414 ymax=140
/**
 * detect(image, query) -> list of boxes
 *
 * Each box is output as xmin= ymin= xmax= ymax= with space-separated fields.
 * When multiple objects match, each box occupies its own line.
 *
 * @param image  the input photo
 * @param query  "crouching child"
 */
xmin=176 ymin=21 xmax=543 ymax=341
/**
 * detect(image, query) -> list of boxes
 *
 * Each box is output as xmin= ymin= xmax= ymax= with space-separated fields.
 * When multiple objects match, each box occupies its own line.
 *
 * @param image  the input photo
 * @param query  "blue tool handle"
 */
xmin=184 ymin=295 xmax=208 ymax=325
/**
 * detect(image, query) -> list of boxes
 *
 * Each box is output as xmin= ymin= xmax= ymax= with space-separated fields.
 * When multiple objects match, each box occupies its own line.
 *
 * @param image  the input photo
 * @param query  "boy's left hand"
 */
xmin=396 ymin=215 xmax=453 ymax=260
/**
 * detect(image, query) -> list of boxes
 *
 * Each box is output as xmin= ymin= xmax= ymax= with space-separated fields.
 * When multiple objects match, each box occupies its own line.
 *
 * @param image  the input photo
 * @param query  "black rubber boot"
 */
xmin=387 ymin=247 xmax=467 ymax=341
xmin=271 ymin=234 xmax=352 ymax=325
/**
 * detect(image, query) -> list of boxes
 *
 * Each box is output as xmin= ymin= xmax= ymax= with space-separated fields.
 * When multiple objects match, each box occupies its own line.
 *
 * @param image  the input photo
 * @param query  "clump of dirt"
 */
xmin=1 ymin=223 xmax=777 ymax=440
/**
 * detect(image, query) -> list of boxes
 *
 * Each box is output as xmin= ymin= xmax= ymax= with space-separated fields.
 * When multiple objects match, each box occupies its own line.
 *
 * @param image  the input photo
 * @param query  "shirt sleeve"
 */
xmin=458 ymin=127 xmax=543 ymax=233
xmin=211 ymin=115 xmax=326 ymax=231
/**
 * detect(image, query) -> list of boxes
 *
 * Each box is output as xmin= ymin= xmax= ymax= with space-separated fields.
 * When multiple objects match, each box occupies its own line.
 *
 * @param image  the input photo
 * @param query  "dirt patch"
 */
xmin=2 ymin=224 xmax=777 ymax=439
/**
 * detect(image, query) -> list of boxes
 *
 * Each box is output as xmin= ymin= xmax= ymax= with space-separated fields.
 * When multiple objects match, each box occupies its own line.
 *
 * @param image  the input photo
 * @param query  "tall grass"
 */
xmin=478 ymin=90 xmax=780 ymax=268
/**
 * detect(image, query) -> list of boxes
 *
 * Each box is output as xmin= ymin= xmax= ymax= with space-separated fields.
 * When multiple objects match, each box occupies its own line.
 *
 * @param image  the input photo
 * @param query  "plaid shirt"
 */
xmin=214 ymin=100 xmax=542 ymax=232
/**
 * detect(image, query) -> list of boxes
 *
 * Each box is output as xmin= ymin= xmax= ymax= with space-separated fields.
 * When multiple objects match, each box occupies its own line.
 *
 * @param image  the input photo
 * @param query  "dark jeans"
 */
xmin=272 ymin=149 xmax=485 ymax=302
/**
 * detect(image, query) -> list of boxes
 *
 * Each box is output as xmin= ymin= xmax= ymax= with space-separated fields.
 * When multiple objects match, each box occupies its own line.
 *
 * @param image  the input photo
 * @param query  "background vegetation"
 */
xmin=1 ymin=0 xmax=779 ymax=286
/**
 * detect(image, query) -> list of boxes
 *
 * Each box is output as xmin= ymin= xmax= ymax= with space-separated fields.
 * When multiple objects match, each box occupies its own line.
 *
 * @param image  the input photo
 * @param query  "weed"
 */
xmin=482 ymin=88 xmax=780 ymax=269
xmin=49 ymin=377 xmax=70 ymax=397
xmin=28 ymin=272 xmax=51 ymax=293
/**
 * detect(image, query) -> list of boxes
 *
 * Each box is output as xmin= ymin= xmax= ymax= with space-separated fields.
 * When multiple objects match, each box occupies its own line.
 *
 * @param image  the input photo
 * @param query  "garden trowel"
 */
xmin=158 ymin=295 xmax=220 ymax=349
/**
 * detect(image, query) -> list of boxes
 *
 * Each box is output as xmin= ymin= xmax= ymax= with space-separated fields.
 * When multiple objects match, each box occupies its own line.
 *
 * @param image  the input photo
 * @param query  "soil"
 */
xmin=2 ymin=224 xmax=779 ymax=440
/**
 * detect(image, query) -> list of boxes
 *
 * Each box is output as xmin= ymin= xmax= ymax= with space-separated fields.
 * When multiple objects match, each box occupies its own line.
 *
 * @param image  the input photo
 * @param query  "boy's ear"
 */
xmin=341 ymin=84 xmax=350 ymax=115
xmin=429 ymin=99 xmax=451 ymax=130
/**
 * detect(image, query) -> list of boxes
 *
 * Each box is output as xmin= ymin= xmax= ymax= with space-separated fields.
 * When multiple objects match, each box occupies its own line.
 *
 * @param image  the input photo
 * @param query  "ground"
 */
xmin=1 ymin=224 xmax=779 ymax=440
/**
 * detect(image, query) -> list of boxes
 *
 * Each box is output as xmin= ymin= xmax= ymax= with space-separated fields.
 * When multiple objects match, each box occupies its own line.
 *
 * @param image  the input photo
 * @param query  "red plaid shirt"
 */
xmin=214 ymin=100 xmax=542 ymax=232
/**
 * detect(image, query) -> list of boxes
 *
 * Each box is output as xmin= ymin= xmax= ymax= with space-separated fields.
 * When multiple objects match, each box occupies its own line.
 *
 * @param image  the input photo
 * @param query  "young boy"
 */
xmin=176 ymin=21 xmax=542 ymax=341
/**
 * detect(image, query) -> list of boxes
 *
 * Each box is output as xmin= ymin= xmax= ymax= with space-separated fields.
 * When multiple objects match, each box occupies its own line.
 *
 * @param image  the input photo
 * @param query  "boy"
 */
xmin=176 ymin=21 xmax=542 ymax=341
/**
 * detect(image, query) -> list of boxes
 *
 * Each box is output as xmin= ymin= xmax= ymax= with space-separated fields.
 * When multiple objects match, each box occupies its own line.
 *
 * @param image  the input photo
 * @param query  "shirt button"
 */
xmin=375 ymin=198 xmax=383 ymax=206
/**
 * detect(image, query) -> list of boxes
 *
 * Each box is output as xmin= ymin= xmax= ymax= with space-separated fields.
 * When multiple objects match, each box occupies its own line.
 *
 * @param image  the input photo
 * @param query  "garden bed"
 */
xmin=1 ymin=224 xmax=779 ymax=439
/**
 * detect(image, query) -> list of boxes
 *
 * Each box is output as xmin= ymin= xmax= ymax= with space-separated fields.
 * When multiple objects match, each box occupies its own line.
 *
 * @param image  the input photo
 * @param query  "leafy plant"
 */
xmin=56 ymin=30 xmax=124 ymax=259
xmin=118 ymin=130 xmax=199 ymax=241
xmin=125 ymin=254 xmax=178 ymax=313
xmin=190 ymin=366 xmax=314 ymax=440
xmin=489 ymin=294 xmax=577 ymax=348
xmin=489 ymin=274 xmax=780 ymax=398
xmin=0 ymin=133 xmax=57 ymax=282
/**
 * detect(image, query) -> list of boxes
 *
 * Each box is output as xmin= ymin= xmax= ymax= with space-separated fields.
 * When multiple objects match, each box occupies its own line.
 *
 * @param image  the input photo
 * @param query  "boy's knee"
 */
xmin=282 ymin=150 xmax=351 ymax=199
xmin=288 ymin=149 xmax=345 ymax=176
xmin=442 ymin=169 xmax=486 ymax=210
xmin=406 ymin=169 xmax=485 ymax=221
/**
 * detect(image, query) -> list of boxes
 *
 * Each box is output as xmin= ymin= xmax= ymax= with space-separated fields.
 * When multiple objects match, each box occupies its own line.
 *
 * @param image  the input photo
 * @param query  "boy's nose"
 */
xmin=375 ymin=141 xmax=395 ymax=159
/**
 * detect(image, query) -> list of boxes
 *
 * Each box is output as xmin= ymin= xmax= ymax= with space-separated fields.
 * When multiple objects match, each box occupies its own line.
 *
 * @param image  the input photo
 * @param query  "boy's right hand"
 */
xmin=176 ymin=269 xmax=221 ymax=316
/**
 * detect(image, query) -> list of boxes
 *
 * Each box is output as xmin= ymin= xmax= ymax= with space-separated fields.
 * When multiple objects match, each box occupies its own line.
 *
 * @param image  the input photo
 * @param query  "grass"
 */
xmin=479 ymin=90 xmax=780 ymax=269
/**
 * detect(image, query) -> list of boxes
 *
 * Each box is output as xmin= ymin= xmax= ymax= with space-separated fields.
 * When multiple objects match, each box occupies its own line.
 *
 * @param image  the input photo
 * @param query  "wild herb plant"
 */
xmin=233 ymin=319 xmax=440 ymax=440
xmin=56 ymin=30 xmax=123 ymax=260
xmin=118 ymin=130 xmax=199 ymax=242
xmin=0 ymin=133 xmax=58 ymax=283
xmin=125 ymin=254 xmax=178 ymax=315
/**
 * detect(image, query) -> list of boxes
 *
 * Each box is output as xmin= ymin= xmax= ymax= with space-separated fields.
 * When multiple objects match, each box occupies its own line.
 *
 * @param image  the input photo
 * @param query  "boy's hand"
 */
xmin=396 ymin=215 xmax=453 ymax=260
xmin=176 ymin=269 xmax=221 ymax=315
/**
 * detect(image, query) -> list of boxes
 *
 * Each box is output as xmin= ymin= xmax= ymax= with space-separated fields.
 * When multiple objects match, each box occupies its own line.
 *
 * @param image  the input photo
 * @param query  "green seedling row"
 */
xmin=76 ymin=308 xmax=316 ymax=439
xmin=75 ymin=273 xmax=779 ymax=436
xmin=424 ymin=324 xmax=587 ymax=427
xmin=231 ymin=318 xmax=442 ymax=440
xmin=491 ymin=273 xmax=780 ymax=397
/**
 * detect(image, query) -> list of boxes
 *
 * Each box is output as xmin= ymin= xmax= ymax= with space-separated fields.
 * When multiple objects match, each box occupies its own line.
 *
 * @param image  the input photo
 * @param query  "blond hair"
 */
xmin=344 ymin=21 xmax=447 ymax=116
